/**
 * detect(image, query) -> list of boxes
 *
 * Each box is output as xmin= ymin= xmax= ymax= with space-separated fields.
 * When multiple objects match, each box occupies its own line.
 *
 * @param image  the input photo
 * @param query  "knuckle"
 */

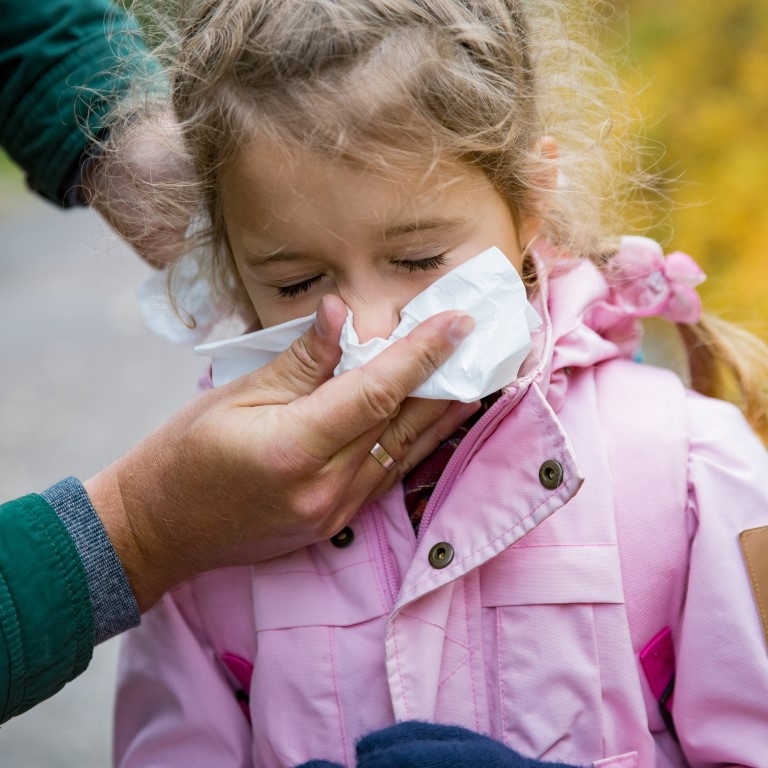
xmin=358 ymin=371 xmax=403 ymax=423
xmin=410 ymin=334 xmax=448 ymax=375
xmin=384 ymin=414 xmax=422 ymax=456
xmin=298 ymin=474 xmax=365 ymax=539
xmin=269 ymin=433 xmax=322 ymax=478
xmin=294 ymin=481 xmax=339 ymax=531
xmin=284 ymin=336 xmax=324 ymax=385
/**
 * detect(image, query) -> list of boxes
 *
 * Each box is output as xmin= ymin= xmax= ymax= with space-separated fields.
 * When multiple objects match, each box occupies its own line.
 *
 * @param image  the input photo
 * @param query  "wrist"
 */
xmin=41 ymin=477 xmax=140 ymax=641
xmin=84 ymin=464 xmax=170 ymax=613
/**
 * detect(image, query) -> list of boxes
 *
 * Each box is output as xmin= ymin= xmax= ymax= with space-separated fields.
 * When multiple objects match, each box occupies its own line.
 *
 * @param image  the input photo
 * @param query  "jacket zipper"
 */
xmin=415 ymin=385 xmax=525 ymax=543
xmin=374 ymin=382 xmax=532 ymax=599
xmin=371 ymin=502 xmax=401 ymax=604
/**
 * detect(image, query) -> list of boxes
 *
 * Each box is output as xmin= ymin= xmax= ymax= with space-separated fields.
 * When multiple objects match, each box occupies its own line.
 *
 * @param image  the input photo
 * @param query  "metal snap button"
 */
xmin=428 ymin=541 xmax=454 ymax=569
xmin=330 ymin=526 xmax=355 ymax=548
xmin=538 ymin=459 xmax=564 ymax=489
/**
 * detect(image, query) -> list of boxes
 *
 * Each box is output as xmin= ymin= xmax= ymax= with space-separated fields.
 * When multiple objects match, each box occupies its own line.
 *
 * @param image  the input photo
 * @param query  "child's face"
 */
xmin=220 ymin=138 xmax=525 ymax=341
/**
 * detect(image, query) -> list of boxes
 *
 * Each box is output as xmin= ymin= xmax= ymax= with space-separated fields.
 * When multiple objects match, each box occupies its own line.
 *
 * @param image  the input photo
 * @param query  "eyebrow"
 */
xmin=244 ymin=217 xmax=467 ymax=266
xmin=382 ymin=217 xmax=467 ymax=238
xmin=243 ymin=248 xmax=308 ymax=267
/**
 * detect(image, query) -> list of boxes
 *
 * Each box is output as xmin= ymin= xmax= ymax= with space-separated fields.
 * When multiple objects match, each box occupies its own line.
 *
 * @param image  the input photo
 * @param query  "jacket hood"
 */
xmin=519 ymin=236 xmax=700 ymax=413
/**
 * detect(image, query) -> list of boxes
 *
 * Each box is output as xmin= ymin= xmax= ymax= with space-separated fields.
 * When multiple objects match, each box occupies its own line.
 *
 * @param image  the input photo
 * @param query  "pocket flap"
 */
xmin=250 ymin=544 xmax=388 ymax=630
xmin=481 ymin=544 xmax=625 ymax=606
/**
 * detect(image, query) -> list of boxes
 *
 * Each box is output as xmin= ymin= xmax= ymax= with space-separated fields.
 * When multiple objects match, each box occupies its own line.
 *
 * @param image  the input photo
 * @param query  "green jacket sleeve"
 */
xmin=0 ymin=0 xmax=145 ymax=205
xmin=0 ymin=493 xmax=94 ymax=724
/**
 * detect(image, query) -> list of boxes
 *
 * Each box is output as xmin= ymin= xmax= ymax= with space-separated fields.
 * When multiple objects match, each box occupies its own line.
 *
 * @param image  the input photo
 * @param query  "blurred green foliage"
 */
xmin=618 ymin=0 xmax=768 ymax=328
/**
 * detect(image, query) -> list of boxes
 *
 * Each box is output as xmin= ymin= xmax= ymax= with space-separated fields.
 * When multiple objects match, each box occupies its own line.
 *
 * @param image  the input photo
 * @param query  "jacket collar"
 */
xmin=513 ymin=246 xmax=644 ymax=413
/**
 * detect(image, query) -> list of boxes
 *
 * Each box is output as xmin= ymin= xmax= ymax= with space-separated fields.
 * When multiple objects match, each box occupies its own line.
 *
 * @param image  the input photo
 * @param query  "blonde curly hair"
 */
xmin=105 ymin=0 xmax=768 ymax=441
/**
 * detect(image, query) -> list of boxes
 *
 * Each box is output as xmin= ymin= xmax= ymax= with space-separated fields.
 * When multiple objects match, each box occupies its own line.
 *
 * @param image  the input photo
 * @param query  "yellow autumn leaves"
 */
xmin=620 ymin=0 xmax=768 ymax=330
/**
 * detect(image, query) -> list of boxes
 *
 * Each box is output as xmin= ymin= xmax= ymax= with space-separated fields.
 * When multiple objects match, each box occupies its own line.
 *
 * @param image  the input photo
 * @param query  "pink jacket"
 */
xmin=114 ymin=254 xmax=768 ymax=768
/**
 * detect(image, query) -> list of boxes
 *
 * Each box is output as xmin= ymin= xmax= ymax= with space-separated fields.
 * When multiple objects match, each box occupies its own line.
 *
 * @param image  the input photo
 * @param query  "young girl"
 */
xmin=110 ymin=0 xmax=768 ymax=766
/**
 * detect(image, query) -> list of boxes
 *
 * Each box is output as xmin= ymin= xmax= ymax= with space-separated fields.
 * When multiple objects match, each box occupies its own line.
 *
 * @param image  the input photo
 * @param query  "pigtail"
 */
xmin=680 ymin=315 xmax=768 ymax=446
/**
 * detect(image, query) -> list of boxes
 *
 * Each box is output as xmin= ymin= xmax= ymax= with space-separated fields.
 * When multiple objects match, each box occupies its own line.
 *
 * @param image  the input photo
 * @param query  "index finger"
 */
xmin=290 ymin=310 xmax=475 ymax=459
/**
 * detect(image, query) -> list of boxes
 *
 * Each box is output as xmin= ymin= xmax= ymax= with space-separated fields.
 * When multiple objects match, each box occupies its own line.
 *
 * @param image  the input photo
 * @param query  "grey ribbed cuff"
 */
xmin=42 ymin=477 xmax=140 ymax=644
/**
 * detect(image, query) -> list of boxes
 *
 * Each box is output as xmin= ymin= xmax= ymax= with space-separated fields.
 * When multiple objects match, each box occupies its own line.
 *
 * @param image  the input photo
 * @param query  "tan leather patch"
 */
xmin=740 ymin=526 xmax=768 ymax=651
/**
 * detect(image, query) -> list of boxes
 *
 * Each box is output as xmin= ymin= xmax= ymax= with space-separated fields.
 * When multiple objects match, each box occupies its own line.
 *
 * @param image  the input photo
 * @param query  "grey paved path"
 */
xmin=0 ymin=176 xmax=204 ymax=767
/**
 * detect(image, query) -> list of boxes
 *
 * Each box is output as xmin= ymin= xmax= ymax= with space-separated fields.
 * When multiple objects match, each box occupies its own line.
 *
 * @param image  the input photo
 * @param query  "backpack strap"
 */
xmin=594 ymin=359 xmax=690 ymax=738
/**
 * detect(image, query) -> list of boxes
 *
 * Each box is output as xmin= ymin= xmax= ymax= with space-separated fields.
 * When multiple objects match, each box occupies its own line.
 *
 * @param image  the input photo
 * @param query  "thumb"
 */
xmin=242 ymin=294 xmax=347 ymax=401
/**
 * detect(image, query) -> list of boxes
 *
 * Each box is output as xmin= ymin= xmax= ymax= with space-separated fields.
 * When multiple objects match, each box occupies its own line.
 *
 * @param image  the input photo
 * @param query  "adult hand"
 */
xmin=85 ymin=294 xmax=478 ymax=611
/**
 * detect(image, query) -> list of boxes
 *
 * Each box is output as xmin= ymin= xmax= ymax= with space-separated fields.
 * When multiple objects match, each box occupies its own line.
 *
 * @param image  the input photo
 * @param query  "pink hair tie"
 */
xmin=607 ymin=236 xmax=706 ymax=325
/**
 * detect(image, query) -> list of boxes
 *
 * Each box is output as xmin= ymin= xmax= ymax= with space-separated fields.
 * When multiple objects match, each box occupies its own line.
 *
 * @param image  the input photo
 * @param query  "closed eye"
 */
xmin=274 ymin=253 xmax=447 ymax=297
xmin=275 ymin=275 xmax=322 ymax=298
xmin=393 ymin=254 xmax=448 ymax=272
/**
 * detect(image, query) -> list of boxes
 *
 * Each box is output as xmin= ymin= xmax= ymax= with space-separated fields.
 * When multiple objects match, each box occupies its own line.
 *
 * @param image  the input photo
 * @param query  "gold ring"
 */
xmin=369 ymin=442 xmax=396 ymax=471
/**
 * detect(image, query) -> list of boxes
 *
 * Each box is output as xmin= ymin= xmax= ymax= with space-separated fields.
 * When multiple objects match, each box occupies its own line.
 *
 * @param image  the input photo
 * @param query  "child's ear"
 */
xmin=519 ymin=135 xmax=559 ymax=247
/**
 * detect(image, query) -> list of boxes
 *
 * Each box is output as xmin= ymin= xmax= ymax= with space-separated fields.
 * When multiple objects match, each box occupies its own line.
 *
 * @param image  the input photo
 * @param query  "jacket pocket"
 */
xmin=250 ymin=528 xmax=390 ymax=629
xmin=247 ymin=535 xmax=392 ymax=767
xmin=480 ymin=544 xmax=626 ymax=763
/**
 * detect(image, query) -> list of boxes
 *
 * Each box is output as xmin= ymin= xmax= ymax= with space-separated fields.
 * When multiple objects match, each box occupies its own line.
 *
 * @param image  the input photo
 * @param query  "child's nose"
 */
xmin=347 ymin=299 xmax=402 ymax=344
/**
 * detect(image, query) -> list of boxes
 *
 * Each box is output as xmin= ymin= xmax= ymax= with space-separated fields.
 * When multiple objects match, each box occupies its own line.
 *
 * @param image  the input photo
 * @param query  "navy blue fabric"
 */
xmin=296 ymin=721 xmax=583 ymax=768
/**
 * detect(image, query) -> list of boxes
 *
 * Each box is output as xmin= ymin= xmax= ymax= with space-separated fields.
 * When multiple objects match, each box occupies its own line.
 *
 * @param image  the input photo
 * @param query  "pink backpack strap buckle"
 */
xmin=639 ymin=627 xmax=677 ymax=741
xmin=222 ymin=652 xmax=254 ymax=724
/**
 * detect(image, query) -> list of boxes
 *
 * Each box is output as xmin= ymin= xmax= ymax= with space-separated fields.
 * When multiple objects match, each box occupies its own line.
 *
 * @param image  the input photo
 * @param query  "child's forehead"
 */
xmin=218 ymin=136 xmax=498 ymax=244
xmin=220 ymin=134 xmax=490 ymax=205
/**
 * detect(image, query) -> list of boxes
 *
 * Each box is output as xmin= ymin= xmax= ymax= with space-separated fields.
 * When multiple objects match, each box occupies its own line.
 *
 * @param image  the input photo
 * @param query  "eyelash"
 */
xmin=276 ymin=276 xmax=322 ymax=299
xmin=275 ymin=254 xmax=448 ymax=299
xmin=393 ymin=254 xmax=448 ymax=272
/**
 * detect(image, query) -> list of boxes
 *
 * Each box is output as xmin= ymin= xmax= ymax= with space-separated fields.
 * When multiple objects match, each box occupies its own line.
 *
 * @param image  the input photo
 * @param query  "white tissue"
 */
xmin=197 ymin=313 xmax=316 ymax=386
xmin=196 ymin=247 xmax=541 ymax=400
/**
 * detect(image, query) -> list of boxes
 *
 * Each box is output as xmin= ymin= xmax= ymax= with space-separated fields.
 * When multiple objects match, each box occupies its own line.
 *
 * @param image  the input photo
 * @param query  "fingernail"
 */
xmin=448 ymin=313 xmax=475 ymax=346
xmin=313 ymin=296 xmax=331 ymax=338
